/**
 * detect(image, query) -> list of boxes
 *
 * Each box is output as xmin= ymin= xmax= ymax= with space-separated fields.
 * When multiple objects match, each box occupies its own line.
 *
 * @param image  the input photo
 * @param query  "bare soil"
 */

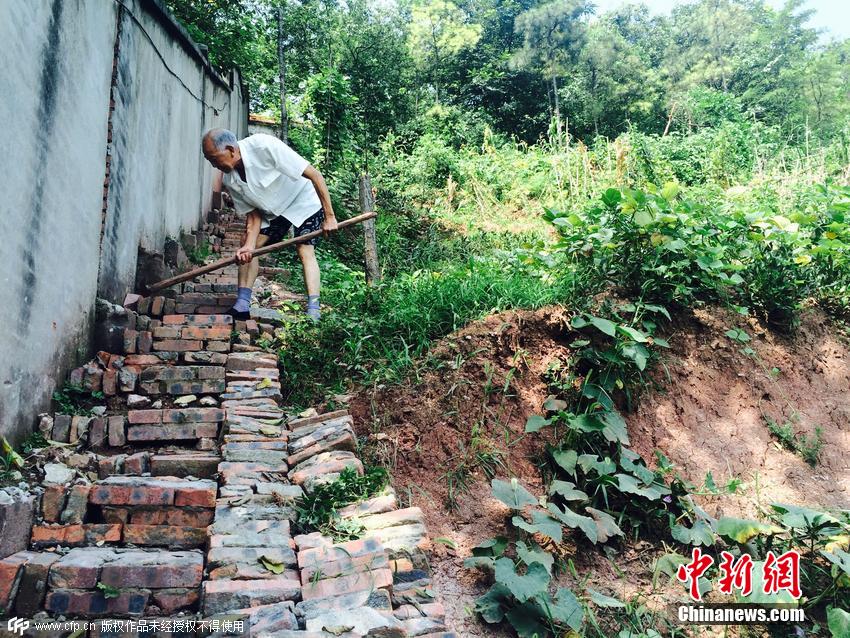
xmin=351 ymin=305 xmax=850 ymax=635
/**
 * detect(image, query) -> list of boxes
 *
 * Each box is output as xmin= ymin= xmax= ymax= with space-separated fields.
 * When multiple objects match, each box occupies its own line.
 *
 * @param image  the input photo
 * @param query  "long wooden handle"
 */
xmin=146 ymin=211 xmax=377 ymax=293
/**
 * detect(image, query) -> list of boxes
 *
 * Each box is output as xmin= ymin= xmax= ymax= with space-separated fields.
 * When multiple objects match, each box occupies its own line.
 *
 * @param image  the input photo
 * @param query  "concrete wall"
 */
xmin=0 ymin=0 xmax=248 ymax=444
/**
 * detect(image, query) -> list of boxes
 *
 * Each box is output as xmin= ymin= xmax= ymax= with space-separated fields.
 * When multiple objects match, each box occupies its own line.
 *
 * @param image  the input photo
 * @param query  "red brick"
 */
xmin=123 ymin=452 xmax=150 ymax=475
xmin=123 ymin=524 xmax=206 ymax=548
xmin=98 ymin=456 xmax=119 ymax=479
xmin=162 ymin=407 xmax=224 ymax=423
xmin=45 ymin=588 xmax=149 ymax=616
xmin=41 ymin=485 xmax=66 ymax=522
xmin=0 ymin=551 xmax=32 ymax=612
xmin=153 ymin=339 xmax=202 ymax=352
xmin=300 ymin=568 xmax=393 ymax=600
xmin=127 ymin=423 xmax=219 ymax=441
xmin=14 ymin=552 xmax=61 ymax=616
xmin=69 ymin=416 xmax=90 ymax=444
xmin=152 ymin=326 xmax=181 ymax=339
xmin=69 ymin=367 xmax=85 ymax=386
xmin=102 ymin=506 xmax=131 ymax=523
xmin=60 ymin=484 xmax=91 ymax=524
xmin=124 ymin=354 xmax=168 ymax=366
xmin=150 ymin=588 xmax=199 ymax=614
xmin=181 ymin=326 xmax=231 ymax=340
xmin=174 ymin=484 xmax=216 ymax=508
xmin=124 ymin=329 xmax=138 ymax=353
xmin=151 ymin=296 xmax=165 ymax=316
xmin=30 ymin=524 xmax=121 ymax=547
xmin=89 ymin=417 xmax=107 ymax=447
xmin=127 ymin=409 xmax=162 ymax=424
xmin=99 ymin=551 xmax=203 ymax=588
xmin=102 ymin=369 xmax=118 ymax=397
xmin=130 ymin=507 xmax=213 ymax=527
xmin=84 ymin=366 xmax=103 ymax=392
xmin=138 ymin=331 xmax=153 ymax=353
xmin=96 ymin=351 xmax=112 ymax=367
xmin=108 ymin=415 xmax=126 ymax=446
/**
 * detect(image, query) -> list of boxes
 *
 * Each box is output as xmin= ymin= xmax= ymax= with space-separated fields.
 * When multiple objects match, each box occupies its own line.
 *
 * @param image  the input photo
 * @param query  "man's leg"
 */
xmin=297 ymin=243 xmax=321 ymax=320
xmin=232 ymin=234 xmax=269 ymax=315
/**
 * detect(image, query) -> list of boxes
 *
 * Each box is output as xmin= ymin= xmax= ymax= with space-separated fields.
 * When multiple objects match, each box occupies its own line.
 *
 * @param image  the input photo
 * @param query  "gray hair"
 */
xmin=203 ymin=128 xmax=238 ymax=150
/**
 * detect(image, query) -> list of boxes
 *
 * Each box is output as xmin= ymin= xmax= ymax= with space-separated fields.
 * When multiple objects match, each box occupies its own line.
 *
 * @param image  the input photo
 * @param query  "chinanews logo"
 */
xmin=7 ymin=617 xmax=30 ymax=636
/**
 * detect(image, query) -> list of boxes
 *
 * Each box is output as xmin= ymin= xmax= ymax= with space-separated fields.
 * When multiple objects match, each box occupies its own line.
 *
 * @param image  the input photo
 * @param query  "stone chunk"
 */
xmin=202 ymin=578 xmax=301 ymax=615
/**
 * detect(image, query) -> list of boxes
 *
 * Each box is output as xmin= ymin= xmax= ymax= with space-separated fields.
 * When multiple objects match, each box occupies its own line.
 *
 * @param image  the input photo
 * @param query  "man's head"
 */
xmin=202 ymin=128 xmax=241 ymax=173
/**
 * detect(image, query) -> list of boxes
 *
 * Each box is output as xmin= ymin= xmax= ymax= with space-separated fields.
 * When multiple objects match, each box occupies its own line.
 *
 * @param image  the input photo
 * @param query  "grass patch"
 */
xmin=766 ymin=416 xmax=824 ymax=466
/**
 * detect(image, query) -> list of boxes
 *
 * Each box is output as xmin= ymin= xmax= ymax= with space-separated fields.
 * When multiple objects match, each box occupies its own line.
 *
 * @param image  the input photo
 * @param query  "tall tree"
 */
xmin=511 ymin=0 xmax=592 ymax=137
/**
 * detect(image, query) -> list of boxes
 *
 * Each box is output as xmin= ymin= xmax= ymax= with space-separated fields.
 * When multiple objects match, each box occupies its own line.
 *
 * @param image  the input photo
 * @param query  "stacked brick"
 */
xmin=31 ymin=476 xmax=216 ymax=552
xmin=125 ymin=407 xmax=225 ymax=445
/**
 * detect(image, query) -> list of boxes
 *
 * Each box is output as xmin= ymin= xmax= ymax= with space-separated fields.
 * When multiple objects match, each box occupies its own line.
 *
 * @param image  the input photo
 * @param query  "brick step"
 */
xmin=180 ymin=283 xmax=238 ymax=294
xmin=138 ymin=365 xmax=226 ymax=396
xmin=174 ymin=293 xmax=236 ymax=315
xmin=34 ymin=547 xmax=204 ymax=617
xmin=126 ymin=407 xmax=225 ymax=442
xmin=96 ymin=451 xmax=220 ymax=479
xmin=34 ymin=477 xmax=217 ymax=550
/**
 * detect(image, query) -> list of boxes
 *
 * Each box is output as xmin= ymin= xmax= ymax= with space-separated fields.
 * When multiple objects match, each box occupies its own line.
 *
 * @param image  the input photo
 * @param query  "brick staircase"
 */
xmin=1 ymin=208 xmax=454 ymax=637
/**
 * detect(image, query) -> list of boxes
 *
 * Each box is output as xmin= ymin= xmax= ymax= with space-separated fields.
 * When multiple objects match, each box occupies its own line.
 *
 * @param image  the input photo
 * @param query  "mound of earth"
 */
xmin=351 ymin=304 xmax=850 ymax=634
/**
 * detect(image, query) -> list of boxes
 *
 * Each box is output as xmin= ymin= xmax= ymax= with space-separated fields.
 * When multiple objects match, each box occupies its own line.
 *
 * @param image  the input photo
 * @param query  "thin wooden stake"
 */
xmin=359 ymin=173 xmax=380 ymax=285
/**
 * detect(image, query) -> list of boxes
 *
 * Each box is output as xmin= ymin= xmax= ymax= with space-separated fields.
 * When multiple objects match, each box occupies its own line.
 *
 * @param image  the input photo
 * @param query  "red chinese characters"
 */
xmin=762 ymin=550 xmax=802 ymax=599
xmin=676 ymin=548 xmax=714 ymax=601
xmin=717 ymin=551 xmax=753 ymax=596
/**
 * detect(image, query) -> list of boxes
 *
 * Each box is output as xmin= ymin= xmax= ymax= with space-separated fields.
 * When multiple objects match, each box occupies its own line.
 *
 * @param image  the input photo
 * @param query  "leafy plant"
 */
xmin=52 ymin=382 xmax=104 ymax=416
xmin=294 ymin=466 xmax=389 ymax=541
xmin=766 ymin=417 xmax=824 ymax=466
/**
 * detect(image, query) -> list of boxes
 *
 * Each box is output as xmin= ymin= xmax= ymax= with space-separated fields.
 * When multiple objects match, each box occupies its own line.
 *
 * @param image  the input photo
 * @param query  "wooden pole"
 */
xmin=358 ymin=174 xmax=380 ymax=285
xmin=146 ymin=211 xmax=376 ymax=293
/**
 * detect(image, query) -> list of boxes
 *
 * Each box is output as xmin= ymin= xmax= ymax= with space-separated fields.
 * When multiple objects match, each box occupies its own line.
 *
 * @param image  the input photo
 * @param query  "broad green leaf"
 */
xmin=474 ymin=583 xmax=510 ymax=623
xmin=492 ymin=478 xmax=537 ymax=510
xmin=600 ymin=410 xmax=630 ymax=445
xmin=601 ymin=188 xmax=622 ymax=208
xmin=827 ymin=607 xmax=850 ymax=638
xmin=551 ymin=449 xmax=578 ymax=476
xmin=582 ymin=384 xmax=614 ymax=411
xmin=546 ymin=587 xmax=584 ymax=629
xmin=547 ymin=503 xmax=597 ymax=544
xmin=622 ymin=344 xmax=648 ymax=371
xmin=821 ymin=549 xmax=850 ymax=578
xmin=586 ymin=588 xmax=626 ymax=608
xmin=771 ymin=503 xmax=839 ymax=529
xmin=653 ymin=552 xmax=688 ymax=588
xmin=571 ymin=315 xmax=589 ymax=329
xmin=516 ymin=541 xmax=554 ymax=574
xmin=642 ymin=304 xmax=671 ymax=320
xmin=616 ymin=473 xmax=668 ymax=500
xmin=494 ymin=558 xmax=550 ymax=603
xmin=587 ymin=507 xmax=624 ymax=543
xmin=512 ymin=511 xmax=563 ymax=543
xmin=634 ymin=209 xmax=654 ymax=227
xmin=589 ymin=316 xmax=617 ymax=337
xmin=259 ymin=555 xmax=286 ymax=574
xmin=567 ymin=413 xmax=606 ymax=433
xmin=617 ymin=325 xmax=649 ymax=343
xmin=471 ymin=536 xmax=509 ymax=557
xmin=578 ymin=454 xmax=616 ymax=476
xmin=661 ymin=182 xmax=680 ymax=201
xmin=671 ymin=520 xmax=715 ymax=547
xmin=525 ymin=414 xmax=551 ymax=433
xmin=463 ymin=556 xmax=496 ymax=571
xmin=257 ymin=377 xmax=273 ymax=389
xmin=549 ymin=480 xmax=589 ymax=502
xmin=505 ymin=601 xmax=549 ymax=638
xmin=715 ymin=517 xmax=782 ymax=544
xmin=619 ymin=450 xmax=656 ymax=483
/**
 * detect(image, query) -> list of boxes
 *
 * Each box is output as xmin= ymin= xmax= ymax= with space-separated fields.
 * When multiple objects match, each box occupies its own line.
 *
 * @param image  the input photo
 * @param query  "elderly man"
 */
xmin=201 ymin=128 xmax=338 ymax=321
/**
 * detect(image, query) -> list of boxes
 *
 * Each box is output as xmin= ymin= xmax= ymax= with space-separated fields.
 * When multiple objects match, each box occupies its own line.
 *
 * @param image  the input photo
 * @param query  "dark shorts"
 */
xmin=259 ymin=208 xmax=324 ymax=245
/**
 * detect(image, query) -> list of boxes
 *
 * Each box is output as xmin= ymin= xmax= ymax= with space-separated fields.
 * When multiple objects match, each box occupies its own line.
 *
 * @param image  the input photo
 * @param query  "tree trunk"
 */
xmin=358 ymin=173 xmax=380 ymax=285
xmin=277 ymin=4 xmax=289 ymax=143
xmin=552 ymin=75 xmax=562 ymax=141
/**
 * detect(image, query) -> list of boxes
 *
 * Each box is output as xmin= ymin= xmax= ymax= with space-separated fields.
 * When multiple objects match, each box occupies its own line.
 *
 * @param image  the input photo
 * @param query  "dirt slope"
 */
xmin=351 ymin=305 xmax=850 ymax=634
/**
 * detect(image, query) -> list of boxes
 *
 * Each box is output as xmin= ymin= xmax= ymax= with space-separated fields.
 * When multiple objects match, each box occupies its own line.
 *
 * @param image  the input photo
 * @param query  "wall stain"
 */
xmin=18 ymin=0 xmax=64 ymax=334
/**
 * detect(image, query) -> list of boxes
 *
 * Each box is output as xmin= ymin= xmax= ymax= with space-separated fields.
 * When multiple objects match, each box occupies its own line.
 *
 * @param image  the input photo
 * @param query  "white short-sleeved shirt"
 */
xmin=223 ymin=134 xmax=321 ymax=228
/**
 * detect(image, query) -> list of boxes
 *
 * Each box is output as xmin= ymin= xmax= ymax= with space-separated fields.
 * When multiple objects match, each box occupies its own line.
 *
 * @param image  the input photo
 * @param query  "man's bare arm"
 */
xmin=302 ymin=165 xmax=338 ymax=234
xmin=236 ymin=210 xmax=262 ymax=264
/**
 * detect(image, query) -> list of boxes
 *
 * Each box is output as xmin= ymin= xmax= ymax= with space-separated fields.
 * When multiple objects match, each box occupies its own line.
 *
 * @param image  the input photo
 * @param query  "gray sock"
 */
xmin=306 ymin=295 xmax=320 ymax=321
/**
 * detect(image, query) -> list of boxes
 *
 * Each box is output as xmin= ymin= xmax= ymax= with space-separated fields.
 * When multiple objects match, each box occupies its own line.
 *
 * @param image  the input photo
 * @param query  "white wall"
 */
xmin=0 ymin=0 xmax=248 ymax=443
